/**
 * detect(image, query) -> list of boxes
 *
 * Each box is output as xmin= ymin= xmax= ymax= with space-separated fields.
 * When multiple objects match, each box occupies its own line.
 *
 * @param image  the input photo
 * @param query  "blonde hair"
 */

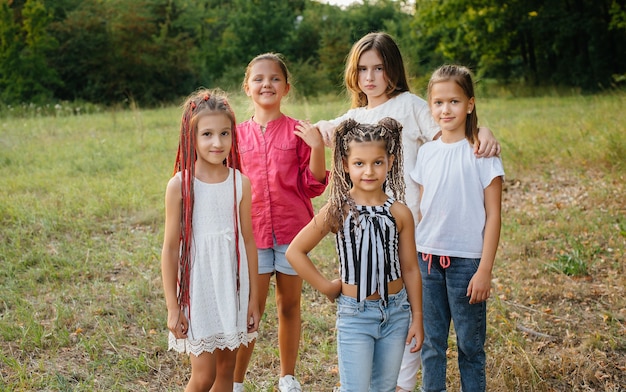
xmin=326 ymin=117 xmax=404 ymax=233
xmin=242 ymin=52 xmax=290 ymax=91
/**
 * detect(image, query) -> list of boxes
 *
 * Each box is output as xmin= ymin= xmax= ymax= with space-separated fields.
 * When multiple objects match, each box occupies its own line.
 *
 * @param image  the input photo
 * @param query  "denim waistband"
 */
xmin=338 ymin=287 xmax=407 ymax=309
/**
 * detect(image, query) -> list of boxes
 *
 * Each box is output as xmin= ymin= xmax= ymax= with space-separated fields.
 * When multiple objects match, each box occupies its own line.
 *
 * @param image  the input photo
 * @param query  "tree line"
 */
xmin=1 ymin=0 xmax=625 ymax=106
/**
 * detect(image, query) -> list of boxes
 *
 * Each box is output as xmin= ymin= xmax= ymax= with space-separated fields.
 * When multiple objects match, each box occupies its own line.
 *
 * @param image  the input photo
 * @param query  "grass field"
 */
xmin=0 ymin=92 xmax=625 ymax=391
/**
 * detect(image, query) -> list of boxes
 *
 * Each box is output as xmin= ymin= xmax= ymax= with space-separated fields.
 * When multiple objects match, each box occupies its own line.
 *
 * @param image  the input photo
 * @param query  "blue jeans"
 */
xmin=419 ymin=254 xmax=486 ymax=392
xmin=336 ymin=288 xmax=411 ymax=392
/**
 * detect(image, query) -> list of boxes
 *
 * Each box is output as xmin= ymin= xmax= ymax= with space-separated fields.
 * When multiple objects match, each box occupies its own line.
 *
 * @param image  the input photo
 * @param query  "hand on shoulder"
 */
xmin=315 ymin=120 xmax=336 ymax=147
xmin=295 ymin=120 xmax=324 ymax=149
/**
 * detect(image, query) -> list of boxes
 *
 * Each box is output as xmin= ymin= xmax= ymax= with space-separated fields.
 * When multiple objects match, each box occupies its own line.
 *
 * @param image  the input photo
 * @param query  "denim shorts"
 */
xmin=257 ymin=242 xmax=297 ymax=275
xmin=335 ymin=288 xmax=411 ymax=392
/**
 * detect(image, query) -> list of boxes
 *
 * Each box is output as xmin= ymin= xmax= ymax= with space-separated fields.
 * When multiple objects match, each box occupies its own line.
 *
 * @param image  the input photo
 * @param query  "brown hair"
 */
xmin=344 ymin=32 xmax=410 ymax=108
xmin=428 ymin=64 xmax=478 ymax=144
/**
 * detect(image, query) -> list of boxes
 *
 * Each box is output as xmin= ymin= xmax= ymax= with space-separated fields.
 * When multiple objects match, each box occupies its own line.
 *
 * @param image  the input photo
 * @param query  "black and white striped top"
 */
xmin=335 ymin=197 xmax=401 ymax=304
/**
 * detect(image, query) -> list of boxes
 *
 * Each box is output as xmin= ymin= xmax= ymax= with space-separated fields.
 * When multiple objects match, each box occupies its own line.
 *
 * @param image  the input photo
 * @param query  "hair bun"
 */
xmin=378 ymin=117 xmax=402 ymax=132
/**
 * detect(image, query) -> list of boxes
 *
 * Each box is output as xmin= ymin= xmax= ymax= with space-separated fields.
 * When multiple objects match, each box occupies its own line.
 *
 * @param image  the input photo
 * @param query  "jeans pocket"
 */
xmin=336 ymin=299 xmax=359 ymax=318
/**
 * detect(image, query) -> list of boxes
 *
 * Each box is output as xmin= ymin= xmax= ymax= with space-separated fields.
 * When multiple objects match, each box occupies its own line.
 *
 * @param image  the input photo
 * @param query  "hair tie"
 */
xmin=203 ymin=94 xmax=209 ymax=101
xmin=190 ymin=102 xmax=196 ymax=109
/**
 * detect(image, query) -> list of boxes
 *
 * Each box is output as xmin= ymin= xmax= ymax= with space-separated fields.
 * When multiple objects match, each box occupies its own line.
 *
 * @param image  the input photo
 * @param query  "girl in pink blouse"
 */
xmin=233 ymin=53 xmax=328 ymax=392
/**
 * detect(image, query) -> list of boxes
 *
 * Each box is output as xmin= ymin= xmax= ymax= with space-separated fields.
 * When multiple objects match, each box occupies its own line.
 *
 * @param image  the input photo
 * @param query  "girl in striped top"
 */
xmin=286 ymin=118 xmax=424 ymax=392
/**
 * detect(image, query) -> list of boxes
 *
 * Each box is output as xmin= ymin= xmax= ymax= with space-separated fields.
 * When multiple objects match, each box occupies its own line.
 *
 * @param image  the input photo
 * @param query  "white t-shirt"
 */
xmin=319 ymin=91 xmax=440 ymax=224
xmin=410 ymin=138 xmax=504 ymax=258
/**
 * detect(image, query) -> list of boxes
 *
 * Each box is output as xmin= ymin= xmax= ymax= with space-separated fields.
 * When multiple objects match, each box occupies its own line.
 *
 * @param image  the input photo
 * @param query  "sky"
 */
xmin=318 ymin=0 xmax=362 ymax=7
xmin=319 ymin=1 xmax=414 ymax=9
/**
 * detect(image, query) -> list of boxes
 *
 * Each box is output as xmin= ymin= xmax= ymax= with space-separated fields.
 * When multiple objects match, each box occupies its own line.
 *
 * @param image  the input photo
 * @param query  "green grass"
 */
xmin=545 ymin=237 xmax=600 ymax=276
xmin=1 ymin=92 xmax=625 ymax=391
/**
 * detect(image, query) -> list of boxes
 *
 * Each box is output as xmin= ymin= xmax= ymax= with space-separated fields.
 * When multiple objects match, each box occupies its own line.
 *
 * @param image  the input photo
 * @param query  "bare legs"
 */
xmin=186 ymin=348 xmax=238 ymax=392
xmin=234 ymin=272 xmax=303 ymax=383
xmin=276 ymin=272 xmax=303 ymax=377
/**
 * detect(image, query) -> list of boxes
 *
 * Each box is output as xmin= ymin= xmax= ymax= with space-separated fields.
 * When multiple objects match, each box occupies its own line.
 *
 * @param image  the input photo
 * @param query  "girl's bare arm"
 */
xmin=475 ymin=127 xmax=501 ymax=157
xmin=239 ymin=175 xmax=260 ymax=332
xmin=392 ymin=202 xmax=424 ymax=353
xmin=161 ymin=176 xmax=188 ymax=338
xmin=295 ymin=120 xmax=326 ymax=182
xmin=467 ymin=176 xmax=503 ymax=304
xmin=285 ymin=205 xmax=342 ymax=302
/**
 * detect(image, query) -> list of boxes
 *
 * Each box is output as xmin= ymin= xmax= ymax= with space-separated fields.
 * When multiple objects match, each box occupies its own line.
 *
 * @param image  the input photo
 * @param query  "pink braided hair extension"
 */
xmin=223 ymin=97 xmax=242 ymax=305
xmin=173 ymin=99 xmax=197 ymax=313
xmin=173 ymin=91 xmax=242 ymax=315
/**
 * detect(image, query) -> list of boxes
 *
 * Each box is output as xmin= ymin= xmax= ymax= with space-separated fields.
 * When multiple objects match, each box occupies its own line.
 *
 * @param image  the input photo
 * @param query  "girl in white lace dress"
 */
xmin=161 ymin=89 xmax=260 ymax=391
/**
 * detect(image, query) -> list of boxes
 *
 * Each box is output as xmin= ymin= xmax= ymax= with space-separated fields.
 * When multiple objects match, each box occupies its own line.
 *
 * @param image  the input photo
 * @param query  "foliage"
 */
xmin=412 ymin=0 xmax=626 ymax=90
xmin=0 ymin=0 xmax=60 ymax=103
xmin=0 ymin=0 xmax=625 ymax=105
xmin=45 ymin=0 xmax=197 ymax=104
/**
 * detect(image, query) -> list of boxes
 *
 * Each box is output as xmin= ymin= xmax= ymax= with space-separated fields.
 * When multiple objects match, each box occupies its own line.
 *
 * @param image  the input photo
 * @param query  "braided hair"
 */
xmin=325 ymin=117 xmax=404 ymax=233
xmin=173 ymin=88 xmax=241 ymax=312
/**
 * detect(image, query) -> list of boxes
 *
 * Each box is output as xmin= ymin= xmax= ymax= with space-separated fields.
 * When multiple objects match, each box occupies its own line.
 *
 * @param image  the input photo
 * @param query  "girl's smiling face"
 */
xmin=429 ymin=80 xmax=475 ymax=140
xmin=195 ymin=113 xmax=233 ymax=166
xmin=343 ymin=140 xmax=394 ymax=194
xmin=244 ymin=59 xmax=290 ymax=109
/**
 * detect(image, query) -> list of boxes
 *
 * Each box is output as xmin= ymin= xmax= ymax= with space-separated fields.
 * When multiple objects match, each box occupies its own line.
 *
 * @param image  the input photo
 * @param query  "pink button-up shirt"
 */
xmin=237 ymin=115 xmax=328 ymax=248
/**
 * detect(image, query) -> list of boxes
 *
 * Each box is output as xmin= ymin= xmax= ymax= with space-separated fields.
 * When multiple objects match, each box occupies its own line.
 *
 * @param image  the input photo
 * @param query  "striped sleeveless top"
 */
xmin=335 ymin=197 xmax=401 ymax=304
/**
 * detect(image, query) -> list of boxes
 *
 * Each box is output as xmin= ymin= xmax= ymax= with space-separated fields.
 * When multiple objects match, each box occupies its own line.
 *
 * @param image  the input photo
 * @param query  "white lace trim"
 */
xmin=168 ymin=331 xmax=257 ymax=356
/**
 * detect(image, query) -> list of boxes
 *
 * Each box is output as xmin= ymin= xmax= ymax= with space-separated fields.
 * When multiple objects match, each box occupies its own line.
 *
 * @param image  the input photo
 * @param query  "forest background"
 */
xmin=2 ymin=0 xmax=626 ymax=108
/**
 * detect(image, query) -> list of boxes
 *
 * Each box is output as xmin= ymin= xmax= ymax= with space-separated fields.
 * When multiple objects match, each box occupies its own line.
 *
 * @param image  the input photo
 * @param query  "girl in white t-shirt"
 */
xmin=410 ymin=64 xmax=504 ymax=392
xmin=315 ymin=32 xmax=501 ymax=392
